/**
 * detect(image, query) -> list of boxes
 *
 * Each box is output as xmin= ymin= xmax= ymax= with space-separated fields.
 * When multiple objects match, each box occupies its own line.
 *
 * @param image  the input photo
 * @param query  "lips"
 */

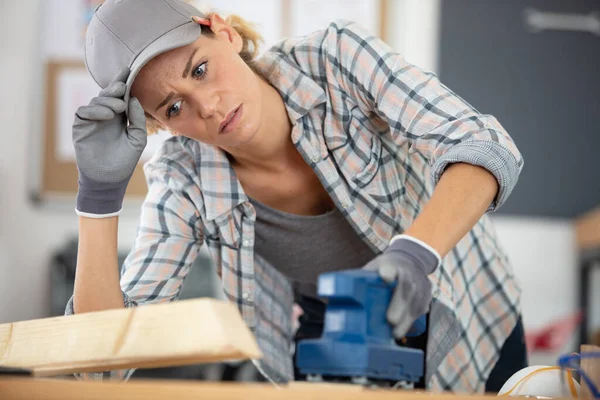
xmin=220 ymin=105 xmax=241 ymax=133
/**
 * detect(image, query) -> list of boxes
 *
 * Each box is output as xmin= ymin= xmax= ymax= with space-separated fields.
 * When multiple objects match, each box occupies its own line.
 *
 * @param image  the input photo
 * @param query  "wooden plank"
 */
xmin=581 ymin=344 xmax=600 ymax=399
xmin=575 ymin=206 xmax=600 ymax=250
xmin=0 ymin=299 xmax=261 ymax=377
xmin=0 ymin=378 xmax=499 ymax=400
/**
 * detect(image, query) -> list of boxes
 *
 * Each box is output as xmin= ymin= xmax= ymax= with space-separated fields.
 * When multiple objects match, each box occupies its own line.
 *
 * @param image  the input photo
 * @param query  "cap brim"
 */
xmin=124 ymin=22 xmax=202 ymax=108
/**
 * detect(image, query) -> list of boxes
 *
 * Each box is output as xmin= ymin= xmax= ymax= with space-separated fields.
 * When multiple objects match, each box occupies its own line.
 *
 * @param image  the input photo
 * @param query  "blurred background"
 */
xmin=1 ymin=0 xmax=599 ymax=382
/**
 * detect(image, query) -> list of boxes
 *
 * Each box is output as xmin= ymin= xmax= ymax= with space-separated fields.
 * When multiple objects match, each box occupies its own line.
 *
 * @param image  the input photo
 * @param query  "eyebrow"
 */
xmin=155 ymin=92 xmax=175 ymax=112
xmin=155 ymin=48 xmax=199 ymax=112
xmin=182 ymin=48 xmax=198 ymax=78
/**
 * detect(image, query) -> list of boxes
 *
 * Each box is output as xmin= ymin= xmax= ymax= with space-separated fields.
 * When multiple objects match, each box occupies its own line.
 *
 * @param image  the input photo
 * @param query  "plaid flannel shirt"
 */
xmin=66 ymin=20 xmax=524 ymax=393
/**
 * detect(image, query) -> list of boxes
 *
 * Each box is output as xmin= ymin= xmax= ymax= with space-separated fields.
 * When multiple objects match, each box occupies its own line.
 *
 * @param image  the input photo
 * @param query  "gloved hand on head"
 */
xmin=72 ymin=68 xmax=148 ymax=218
xmin=362 ymin=234 xmax=441 ymax=339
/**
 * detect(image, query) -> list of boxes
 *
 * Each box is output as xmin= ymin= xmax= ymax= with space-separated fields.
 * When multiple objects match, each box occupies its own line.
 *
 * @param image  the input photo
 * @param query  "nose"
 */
xmin=192 ymin=89 xmax=218 ymax=119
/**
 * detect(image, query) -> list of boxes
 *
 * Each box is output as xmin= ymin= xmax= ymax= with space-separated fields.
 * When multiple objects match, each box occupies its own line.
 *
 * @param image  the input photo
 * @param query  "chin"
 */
xmin=226 ymin=128 xmax=258 ymax=148
xmin=224 ymin=115 xmax=260 ymax=147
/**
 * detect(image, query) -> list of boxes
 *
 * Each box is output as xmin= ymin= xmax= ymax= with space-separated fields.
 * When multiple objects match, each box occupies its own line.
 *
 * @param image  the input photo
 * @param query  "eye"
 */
xmin=167 ymin=100 xmax=182 ymax=118
xmin=192 ymin=62 xmax=207 ymax=79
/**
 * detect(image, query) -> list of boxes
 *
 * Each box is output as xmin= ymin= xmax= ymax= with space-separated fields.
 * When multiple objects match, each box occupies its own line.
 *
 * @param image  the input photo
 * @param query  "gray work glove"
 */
xmin=72 ymin=69 xmax=147 ymax=218
xmin=362 ymin=235 xmax=441 ymax=339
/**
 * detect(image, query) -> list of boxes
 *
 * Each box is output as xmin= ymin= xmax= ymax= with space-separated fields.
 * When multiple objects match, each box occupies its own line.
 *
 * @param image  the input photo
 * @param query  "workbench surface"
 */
xmin=0 ymin=378 xmax=499 ymax=400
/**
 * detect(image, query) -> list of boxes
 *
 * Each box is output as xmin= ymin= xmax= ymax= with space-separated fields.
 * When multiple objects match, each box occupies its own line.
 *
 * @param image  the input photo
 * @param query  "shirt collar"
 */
xmin=196 ymin=142 xmax=247 ymax=222
xmin=254 ymin=49 xmax=327 ymax=124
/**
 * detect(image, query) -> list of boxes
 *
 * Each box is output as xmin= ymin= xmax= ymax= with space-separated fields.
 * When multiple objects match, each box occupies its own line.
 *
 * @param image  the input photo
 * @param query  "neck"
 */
xmin=222 ymin=75 xmax=296 ymax=173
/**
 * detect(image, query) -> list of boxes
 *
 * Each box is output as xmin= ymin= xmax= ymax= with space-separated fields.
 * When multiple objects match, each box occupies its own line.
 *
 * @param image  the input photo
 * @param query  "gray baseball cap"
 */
xmin=85 ymin=0 xmax=207 ymax=104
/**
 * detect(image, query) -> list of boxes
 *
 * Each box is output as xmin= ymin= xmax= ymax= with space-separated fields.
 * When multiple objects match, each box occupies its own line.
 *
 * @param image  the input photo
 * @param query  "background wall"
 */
xmin=1 ymin=0 xmax=597 ymax=367
xmin=437 ymin=0 xmax=600 ymax=218
xmin=387 ymin=0 xmax=598 ymax=364
xmin=0 ymin=0 xmax=143 ymax=325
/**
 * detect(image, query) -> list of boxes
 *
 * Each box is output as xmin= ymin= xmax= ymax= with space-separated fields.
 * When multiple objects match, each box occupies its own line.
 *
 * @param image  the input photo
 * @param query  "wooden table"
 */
xmin=581 ymin=345 xmax=600 ymax=399
xmin=0 ymin=378 xmax=499 ymax=400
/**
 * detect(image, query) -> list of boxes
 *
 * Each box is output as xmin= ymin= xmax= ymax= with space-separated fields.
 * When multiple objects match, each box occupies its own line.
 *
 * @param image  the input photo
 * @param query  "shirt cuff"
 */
xmin=431 ymin=140 xmax=522 ymax=212
xmin=64 ymin=292 xmax=139 ymax=316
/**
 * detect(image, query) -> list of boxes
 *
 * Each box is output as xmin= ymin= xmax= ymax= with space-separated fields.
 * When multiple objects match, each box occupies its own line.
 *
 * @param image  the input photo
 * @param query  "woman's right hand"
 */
xmin=72 ymin=68 xmax=148 ymax=218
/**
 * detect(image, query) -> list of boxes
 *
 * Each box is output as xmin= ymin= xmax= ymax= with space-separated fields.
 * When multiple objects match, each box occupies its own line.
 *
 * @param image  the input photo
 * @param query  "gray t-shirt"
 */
xmin=250 ymin=197 xmax=376 ymax=298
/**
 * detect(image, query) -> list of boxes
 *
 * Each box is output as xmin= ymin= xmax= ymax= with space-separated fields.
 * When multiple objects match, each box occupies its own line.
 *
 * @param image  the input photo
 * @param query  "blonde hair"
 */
xmin=145 ymin=11 xmax=264 ymax=134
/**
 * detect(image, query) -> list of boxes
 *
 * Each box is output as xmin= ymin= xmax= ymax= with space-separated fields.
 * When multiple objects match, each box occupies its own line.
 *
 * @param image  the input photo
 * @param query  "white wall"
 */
xmin=0 ymin=0 xmax=142 ymax=323
xmin=1 ymin=2 xmax=596 ymax=364
xmin=385 ymin=0 xmax=441 ymax=74
xmin=491 ymin=217 xmax=580 ymax=365
xmin=492 ymin=217 xmax=577 ymax=330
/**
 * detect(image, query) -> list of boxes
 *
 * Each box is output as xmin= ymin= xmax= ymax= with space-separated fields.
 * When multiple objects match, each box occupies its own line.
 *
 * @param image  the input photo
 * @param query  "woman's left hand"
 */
xmin=362 ymin=235 xmax=441 ymax=339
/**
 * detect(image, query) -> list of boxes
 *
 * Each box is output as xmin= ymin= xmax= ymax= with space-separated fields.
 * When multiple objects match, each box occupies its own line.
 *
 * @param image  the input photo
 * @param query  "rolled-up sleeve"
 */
xmin=325 ymin=20 xmax=523 ymax=210
xmin=64 ymin=138 xmax=204 ymax=381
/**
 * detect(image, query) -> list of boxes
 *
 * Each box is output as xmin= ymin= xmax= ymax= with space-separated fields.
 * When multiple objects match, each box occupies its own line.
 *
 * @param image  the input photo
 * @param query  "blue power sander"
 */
xmin=295 ymin=269 xmax=426 ymax=386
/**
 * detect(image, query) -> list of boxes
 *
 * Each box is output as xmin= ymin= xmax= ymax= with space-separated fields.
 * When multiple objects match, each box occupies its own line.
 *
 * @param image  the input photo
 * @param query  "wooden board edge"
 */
xmin=0 ymin=378 xmax=501 ymax=400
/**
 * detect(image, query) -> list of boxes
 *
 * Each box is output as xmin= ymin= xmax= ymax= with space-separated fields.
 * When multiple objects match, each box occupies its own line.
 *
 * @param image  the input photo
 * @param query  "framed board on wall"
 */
xmin=33 ymin=0 xmax=174 ymax=205
xmin=38 ymin=61 xmax=172 ymax=202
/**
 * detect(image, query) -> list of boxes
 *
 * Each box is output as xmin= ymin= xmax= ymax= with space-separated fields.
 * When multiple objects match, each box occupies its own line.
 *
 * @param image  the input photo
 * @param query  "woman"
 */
xmin=68 ymin=0 xmax=527 ymax=393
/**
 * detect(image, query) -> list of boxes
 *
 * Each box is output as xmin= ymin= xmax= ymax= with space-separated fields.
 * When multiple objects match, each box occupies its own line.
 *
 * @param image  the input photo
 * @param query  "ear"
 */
xmin=207 ymin=13 xmax=243 ymax=54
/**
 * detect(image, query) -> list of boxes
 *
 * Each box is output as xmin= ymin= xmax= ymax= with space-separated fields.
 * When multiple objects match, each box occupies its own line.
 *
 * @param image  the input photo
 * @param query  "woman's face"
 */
xmin=131 ymin=15 xmax=262 ymax=148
